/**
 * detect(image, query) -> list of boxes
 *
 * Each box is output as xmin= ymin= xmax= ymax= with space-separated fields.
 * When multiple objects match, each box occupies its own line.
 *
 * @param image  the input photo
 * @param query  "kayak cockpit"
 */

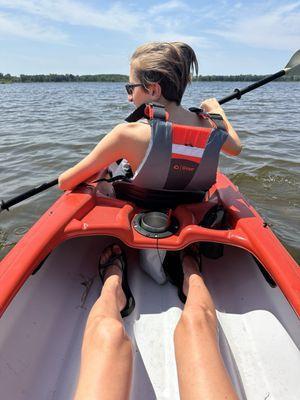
xmin=1 ymin=236 xmax=299 ymax=399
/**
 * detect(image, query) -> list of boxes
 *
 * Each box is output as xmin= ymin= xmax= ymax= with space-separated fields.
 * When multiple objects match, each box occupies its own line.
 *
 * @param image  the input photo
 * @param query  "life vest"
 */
xmin=103 ymin=103 xmax=228 ymax=208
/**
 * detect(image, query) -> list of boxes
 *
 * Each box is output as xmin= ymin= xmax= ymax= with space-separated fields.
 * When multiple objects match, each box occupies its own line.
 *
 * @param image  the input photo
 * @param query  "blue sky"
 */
xmin=0 ymin=0 xmax=299 ymax=75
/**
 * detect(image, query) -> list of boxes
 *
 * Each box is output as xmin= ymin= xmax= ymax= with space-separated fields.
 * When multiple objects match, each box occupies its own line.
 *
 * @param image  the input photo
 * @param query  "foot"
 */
xmin=181 ymin=244 xmax=202 ymax=297
xmin=99 ymin=244 xmax=127 ymax=312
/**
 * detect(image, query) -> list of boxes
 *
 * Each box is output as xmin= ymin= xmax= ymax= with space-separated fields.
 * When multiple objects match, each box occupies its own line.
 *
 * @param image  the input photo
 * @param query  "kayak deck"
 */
xmin=1 ymin=236 xmax=299 ymax=400
xmin=1 ymin=172 xmax=300 ymax=319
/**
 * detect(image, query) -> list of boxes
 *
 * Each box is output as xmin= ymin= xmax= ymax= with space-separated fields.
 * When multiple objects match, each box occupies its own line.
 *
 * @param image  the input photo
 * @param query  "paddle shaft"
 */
xmin=218 ymin=70 xmax=285 ymax=105
xmin=1 ymin=179 xmax=58 ymax=212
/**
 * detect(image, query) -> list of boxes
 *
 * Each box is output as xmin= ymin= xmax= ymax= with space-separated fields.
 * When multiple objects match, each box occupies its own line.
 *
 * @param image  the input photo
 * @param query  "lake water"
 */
xmin=0 ymin=81 xmax=299 ymax=263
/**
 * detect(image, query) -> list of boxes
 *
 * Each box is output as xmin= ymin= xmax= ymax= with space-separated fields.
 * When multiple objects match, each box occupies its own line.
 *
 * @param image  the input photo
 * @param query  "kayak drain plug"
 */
xmin=133 ymin=211 xmax=179 ymax=238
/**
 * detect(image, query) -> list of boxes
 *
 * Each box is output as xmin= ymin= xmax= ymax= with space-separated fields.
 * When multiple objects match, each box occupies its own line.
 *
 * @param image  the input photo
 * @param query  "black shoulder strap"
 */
xmin=208 ymin=113 xmax=228 ymax=131
xmin=189 ymin=107 xmax=228 ymax=131
xmin=189 ymin=106 xmax=203 ymax=114
xmin=125 ymin=103 xmax=168 ymax=122
xmin=125 ymin=104 xmax=146 ymax=122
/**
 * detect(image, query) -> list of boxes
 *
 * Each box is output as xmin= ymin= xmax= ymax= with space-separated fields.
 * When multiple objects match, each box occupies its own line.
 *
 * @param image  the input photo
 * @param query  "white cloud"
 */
xmin=0 ymin=0 xmax=209 ymax=47
xmin=0 ymin=0 xmax=142 ymax=33
xmin=0 ymin=12 xmax=68 ymax=42
xmin=207 ymin=2 xmax=300 ymax=50
xmin=4 ymin=0 xmax=298 ymax=52
xmin=144 ymin=30 xmax=210 ymax=48
xmin=149 ymin=0 xmax=187 ymax=14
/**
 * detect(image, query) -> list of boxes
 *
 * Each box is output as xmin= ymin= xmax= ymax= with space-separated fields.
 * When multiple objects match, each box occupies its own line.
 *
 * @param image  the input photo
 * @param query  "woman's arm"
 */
xmin=201 ymin=98 xmax=242 ymax=156
xmin=58 ymin=123 xmax=128 ymax=190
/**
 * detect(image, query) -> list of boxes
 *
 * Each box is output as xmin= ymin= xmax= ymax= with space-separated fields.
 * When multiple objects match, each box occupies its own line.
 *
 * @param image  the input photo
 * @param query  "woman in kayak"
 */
xmin=74 ymin=243 xmax=238 ymax=400
xmin=65 ymin=41 xmax=240 ymax=399
xmin=58 ymin=42 xmax=241 ymax=191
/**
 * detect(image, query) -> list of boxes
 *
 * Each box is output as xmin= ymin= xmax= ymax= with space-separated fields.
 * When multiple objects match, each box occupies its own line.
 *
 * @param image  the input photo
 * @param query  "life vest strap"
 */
xmin=144 ymin=103 xmax=169 ymax=121
xmin=189 ymin=107 xmax=228 ymax=132
xmin=125 ymin=103 xmax=147 ymax=122
xmin=125 ymin=103 xmax=168 ymax=122
xmin=93 ymin=174 xmax=130 ymax=184
xmin=113 ymin=181 xmax=206 ymax=209
xmin=126 ymin=103 xmax=227 ymax=131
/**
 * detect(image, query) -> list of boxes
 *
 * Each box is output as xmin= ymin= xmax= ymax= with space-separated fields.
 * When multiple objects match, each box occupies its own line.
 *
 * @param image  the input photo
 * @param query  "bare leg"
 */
xmin=74 ymin=245 xmax=133 ymax=400
xmin=174 ymin=252 xmax=238 ymax=400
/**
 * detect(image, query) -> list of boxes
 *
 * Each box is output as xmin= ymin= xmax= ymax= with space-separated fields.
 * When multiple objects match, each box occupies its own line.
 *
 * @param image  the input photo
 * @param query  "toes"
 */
xmin=182 ymin=254 xmax=198 ymax=273
xmin=100 ymin=246 xmax=112 ymax=265
xmin=112 ymin=245 xmax=122 ymax=267
xmin=100 ymin=248 xmax=109 ymax=264
xmin=100 ymin=244 xmax=122 ymax=266
xmin=112 ymin=244 xmax=122 ymax=255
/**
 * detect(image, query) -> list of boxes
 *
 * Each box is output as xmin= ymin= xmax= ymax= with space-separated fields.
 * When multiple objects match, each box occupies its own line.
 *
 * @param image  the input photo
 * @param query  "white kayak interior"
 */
xmin=1 ymin=236 xmax=300 ymax=400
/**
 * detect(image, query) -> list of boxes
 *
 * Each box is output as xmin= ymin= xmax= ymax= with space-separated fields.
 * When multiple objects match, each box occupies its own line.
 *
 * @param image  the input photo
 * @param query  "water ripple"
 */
xmin=1 ymin=81 xmax=299 ymax=262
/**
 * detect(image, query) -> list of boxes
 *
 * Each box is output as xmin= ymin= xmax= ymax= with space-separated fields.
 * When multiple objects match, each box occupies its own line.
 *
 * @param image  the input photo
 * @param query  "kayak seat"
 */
xmin=112 ymin=181 xmax=206 ymax=209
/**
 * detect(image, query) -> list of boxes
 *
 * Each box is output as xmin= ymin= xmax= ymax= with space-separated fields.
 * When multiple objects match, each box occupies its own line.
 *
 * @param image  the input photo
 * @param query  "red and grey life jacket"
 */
xmin=106 ymin=103 xmax=228 ymax=208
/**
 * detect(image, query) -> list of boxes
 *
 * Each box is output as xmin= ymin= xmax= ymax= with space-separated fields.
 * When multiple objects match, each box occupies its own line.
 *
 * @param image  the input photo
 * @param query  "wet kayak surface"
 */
xmin=0 ymin=81 xmax=299 ymax=262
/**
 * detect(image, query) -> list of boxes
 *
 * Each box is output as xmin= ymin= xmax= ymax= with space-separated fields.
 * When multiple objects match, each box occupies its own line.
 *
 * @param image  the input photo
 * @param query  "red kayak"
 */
xmin=1 ymin=171 xmax=299 ymax=317
xmin=0 ymin=171 xmax=299 ymax=399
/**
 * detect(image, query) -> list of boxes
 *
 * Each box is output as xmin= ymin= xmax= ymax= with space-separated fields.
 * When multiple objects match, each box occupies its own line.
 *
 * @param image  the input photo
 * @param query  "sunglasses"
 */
xmin=125 ymin=83 xmax=145 ymax=95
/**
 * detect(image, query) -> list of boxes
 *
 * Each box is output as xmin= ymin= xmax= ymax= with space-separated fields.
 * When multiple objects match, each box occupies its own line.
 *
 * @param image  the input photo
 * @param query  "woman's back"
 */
xmin=58 ymin=42 xmax=241 ymax=191
xmin=122 ymin=107 xmax=212 ymax=174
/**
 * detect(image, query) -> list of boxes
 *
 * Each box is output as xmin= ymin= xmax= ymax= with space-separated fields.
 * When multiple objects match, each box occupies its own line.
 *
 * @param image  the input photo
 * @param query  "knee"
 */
xmin=174 ymin=306 xmax=217 ymax=338
xmin=84 ymin=316 xmax=132 ymax=350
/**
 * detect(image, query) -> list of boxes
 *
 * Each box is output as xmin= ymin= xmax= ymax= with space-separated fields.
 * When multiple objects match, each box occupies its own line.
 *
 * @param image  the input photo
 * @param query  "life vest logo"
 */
xmin=173 ymin=164 xmax=195 ymax=172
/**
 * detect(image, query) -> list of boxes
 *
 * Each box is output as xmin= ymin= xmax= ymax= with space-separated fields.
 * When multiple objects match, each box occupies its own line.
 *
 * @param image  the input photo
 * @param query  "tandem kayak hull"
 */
xmin=0 ymin=172 xmax=299 ymax=399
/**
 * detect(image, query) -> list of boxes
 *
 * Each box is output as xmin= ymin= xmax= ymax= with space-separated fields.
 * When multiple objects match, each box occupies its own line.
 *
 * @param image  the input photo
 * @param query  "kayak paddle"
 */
xmin=1 ymin=49 xmax=299 ymax=213
xmin=1 ymin=179 xmax=58 ymax=212
xmin=219 ymin=49 xmax=300 ymax=104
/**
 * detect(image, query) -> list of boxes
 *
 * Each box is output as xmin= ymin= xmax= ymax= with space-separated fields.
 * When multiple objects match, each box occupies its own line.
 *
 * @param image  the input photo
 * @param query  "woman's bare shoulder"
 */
xmin=116 ymin=122 xmax=151 ymax=142
xmin=111 ymin=123 xmax=151 ymax=171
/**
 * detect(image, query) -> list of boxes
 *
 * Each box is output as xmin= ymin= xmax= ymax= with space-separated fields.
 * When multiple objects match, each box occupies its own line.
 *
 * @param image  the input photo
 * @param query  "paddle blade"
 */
xmin=285 ymin=49 xmax=300 ymax=75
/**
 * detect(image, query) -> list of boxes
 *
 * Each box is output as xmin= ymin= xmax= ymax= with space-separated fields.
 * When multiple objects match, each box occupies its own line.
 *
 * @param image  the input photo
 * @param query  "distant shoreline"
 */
xmin=0 ymin=73 xmax=299 ymax=84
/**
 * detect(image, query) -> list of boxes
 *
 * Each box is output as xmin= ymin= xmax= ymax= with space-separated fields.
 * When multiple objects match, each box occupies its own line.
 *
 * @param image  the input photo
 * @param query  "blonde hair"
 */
xmin=131 ymin=42 xmax=198 ymax=105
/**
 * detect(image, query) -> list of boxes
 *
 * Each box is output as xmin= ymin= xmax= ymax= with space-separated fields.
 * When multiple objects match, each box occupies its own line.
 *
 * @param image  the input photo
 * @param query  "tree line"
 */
xmin=194 ymin=74 xmax=299 ymax=82
xmin=0 ymin=73 xmax=128 ymax=83
xmin=0 ymin=73 xmax=299 ymax=84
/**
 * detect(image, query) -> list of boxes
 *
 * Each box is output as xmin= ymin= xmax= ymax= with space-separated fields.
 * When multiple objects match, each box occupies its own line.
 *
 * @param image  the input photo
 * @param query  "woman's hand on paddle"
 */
xmin=58 ymin=172 xmax=69 ymax=191
xmin=201 ymin=98 xmax=225 ymax=117
xmin=202 ymin=98 xmax=242 ymax=156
